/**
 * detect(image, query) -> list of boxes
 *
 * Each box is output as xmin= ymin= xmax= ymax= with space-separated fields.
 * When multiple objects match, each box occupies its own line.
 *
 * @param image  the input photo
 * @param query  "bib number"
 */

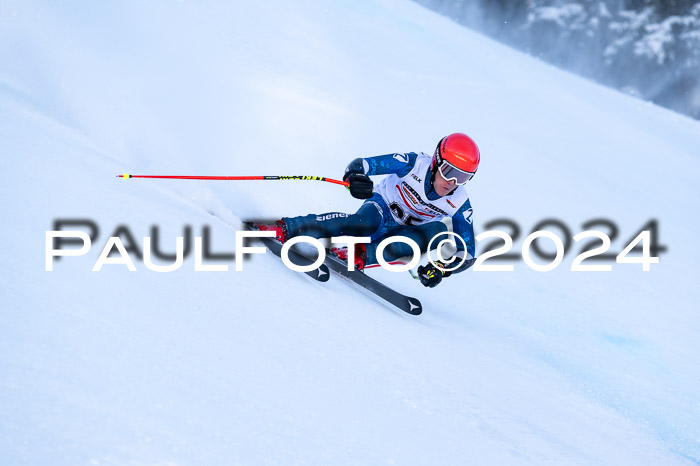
xmin=390 ymin=202 xmax=423 ymax=226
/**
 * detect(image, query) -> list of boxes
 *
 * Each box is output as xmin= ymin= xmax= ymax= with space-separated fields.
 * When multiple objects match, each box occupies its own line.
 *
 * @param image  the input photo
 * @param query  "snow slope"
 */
xmin=2 ymin=0 xmax=699 ymax=464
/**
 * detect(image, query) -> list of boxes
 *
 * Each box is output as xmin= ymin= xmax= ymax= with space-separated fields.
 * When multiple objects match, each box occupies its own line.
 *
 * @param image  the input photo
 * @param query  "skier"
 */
xmin=256 ymin=133 xmax=480 ymax=288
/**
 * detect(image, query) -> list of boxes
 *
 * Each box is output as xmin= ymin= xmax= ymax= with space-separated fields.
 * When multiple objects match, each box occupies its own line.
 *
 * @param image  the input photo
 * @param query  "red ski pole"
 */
xmin=117 ymin=173 xmax=349 ymax=187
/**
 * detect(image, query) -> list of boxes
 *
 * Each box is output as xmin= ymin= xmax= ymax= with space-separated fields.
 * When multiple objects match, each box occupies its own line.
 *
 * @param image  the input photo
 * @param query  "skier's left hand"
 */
xmin=417 ymin=261 xmax=451 ymax=288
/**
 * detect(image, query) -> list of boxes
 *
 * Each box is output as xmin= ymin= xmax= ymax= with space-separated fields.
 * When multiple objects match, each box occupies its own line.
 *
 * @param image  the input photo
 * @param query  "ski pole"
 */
xmin=117 ymin=173 xmax=349 ymax=187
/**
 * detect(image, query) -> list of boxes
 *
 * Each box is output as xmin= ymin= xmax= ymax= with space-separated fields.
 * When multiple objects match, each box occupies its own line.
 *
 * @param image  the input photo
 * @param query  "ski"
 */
xmin=244 ymin=223 xmax=421 ymax=314
xmin=244 ymin=223 xmax=330 ymax=282
xmin=324 ymin=252 xmax=423 ymax=315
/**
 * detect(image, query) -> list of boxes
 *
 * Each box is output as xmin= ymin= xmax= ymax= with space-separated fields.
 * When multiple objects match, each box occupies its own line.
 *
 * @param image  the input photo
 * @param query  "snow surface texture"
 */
xmin=2 ymin=0 xmax=700 ymax=464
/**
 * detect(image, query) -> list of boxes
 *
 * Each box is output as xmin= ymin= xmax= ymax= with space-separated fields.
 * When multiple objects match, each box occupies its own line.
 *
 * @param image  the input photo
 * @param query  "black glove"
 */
xmin=344 ymin=172 xmax=374 ymax=199
xmin=417 ymin=261 xmax=452 ymax=288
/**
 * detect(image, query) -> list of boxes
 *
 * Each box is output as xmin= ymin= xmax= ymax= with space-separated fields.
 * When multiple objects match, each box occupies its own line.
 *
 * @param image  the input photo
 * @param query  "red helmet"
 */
xmin=432 ymin=133 xmax=480 ymax=184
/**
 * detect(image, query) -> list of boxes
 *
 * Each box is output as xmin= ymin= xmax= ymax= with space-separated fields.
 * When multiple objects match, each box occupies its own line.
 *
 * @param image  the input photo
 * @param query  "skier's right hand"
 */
xmin=344 ymin=172 xmax=374 ymax=199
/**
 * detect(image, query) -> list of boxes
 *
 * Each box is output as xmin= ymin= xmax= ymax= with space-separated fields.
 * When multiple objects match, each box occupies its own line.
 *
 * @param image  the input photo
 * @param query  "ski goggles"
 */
xmin=437 ymin=161 xmax=475 ymax=185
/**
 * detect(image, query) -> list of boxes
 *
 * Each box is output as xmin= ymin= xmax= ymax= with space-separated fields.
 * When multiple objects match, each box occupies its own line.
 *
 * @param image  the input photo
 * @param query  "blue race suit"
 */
xmin=283 ymin=152 xmax=476 ymax=273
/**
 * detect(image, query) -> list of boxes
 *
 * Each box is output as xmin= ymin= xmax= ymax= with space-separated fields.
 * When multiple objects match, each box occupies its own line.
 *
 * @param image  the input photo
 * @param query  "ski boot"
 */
xmin=329 ymin=243 xmax=367 ymax=271
xmin=252 ymin=220 xmax=289 ymax=243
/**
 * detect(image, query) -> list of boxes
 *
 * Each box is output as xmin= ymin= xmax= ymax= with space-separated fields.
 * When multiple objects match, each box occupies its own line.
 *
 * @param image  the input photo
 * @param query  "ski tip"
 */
xmin=406 ymin=299 xmax=423 ymax=315
xmin=316 ymin=265 xmax=331 ymax=282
